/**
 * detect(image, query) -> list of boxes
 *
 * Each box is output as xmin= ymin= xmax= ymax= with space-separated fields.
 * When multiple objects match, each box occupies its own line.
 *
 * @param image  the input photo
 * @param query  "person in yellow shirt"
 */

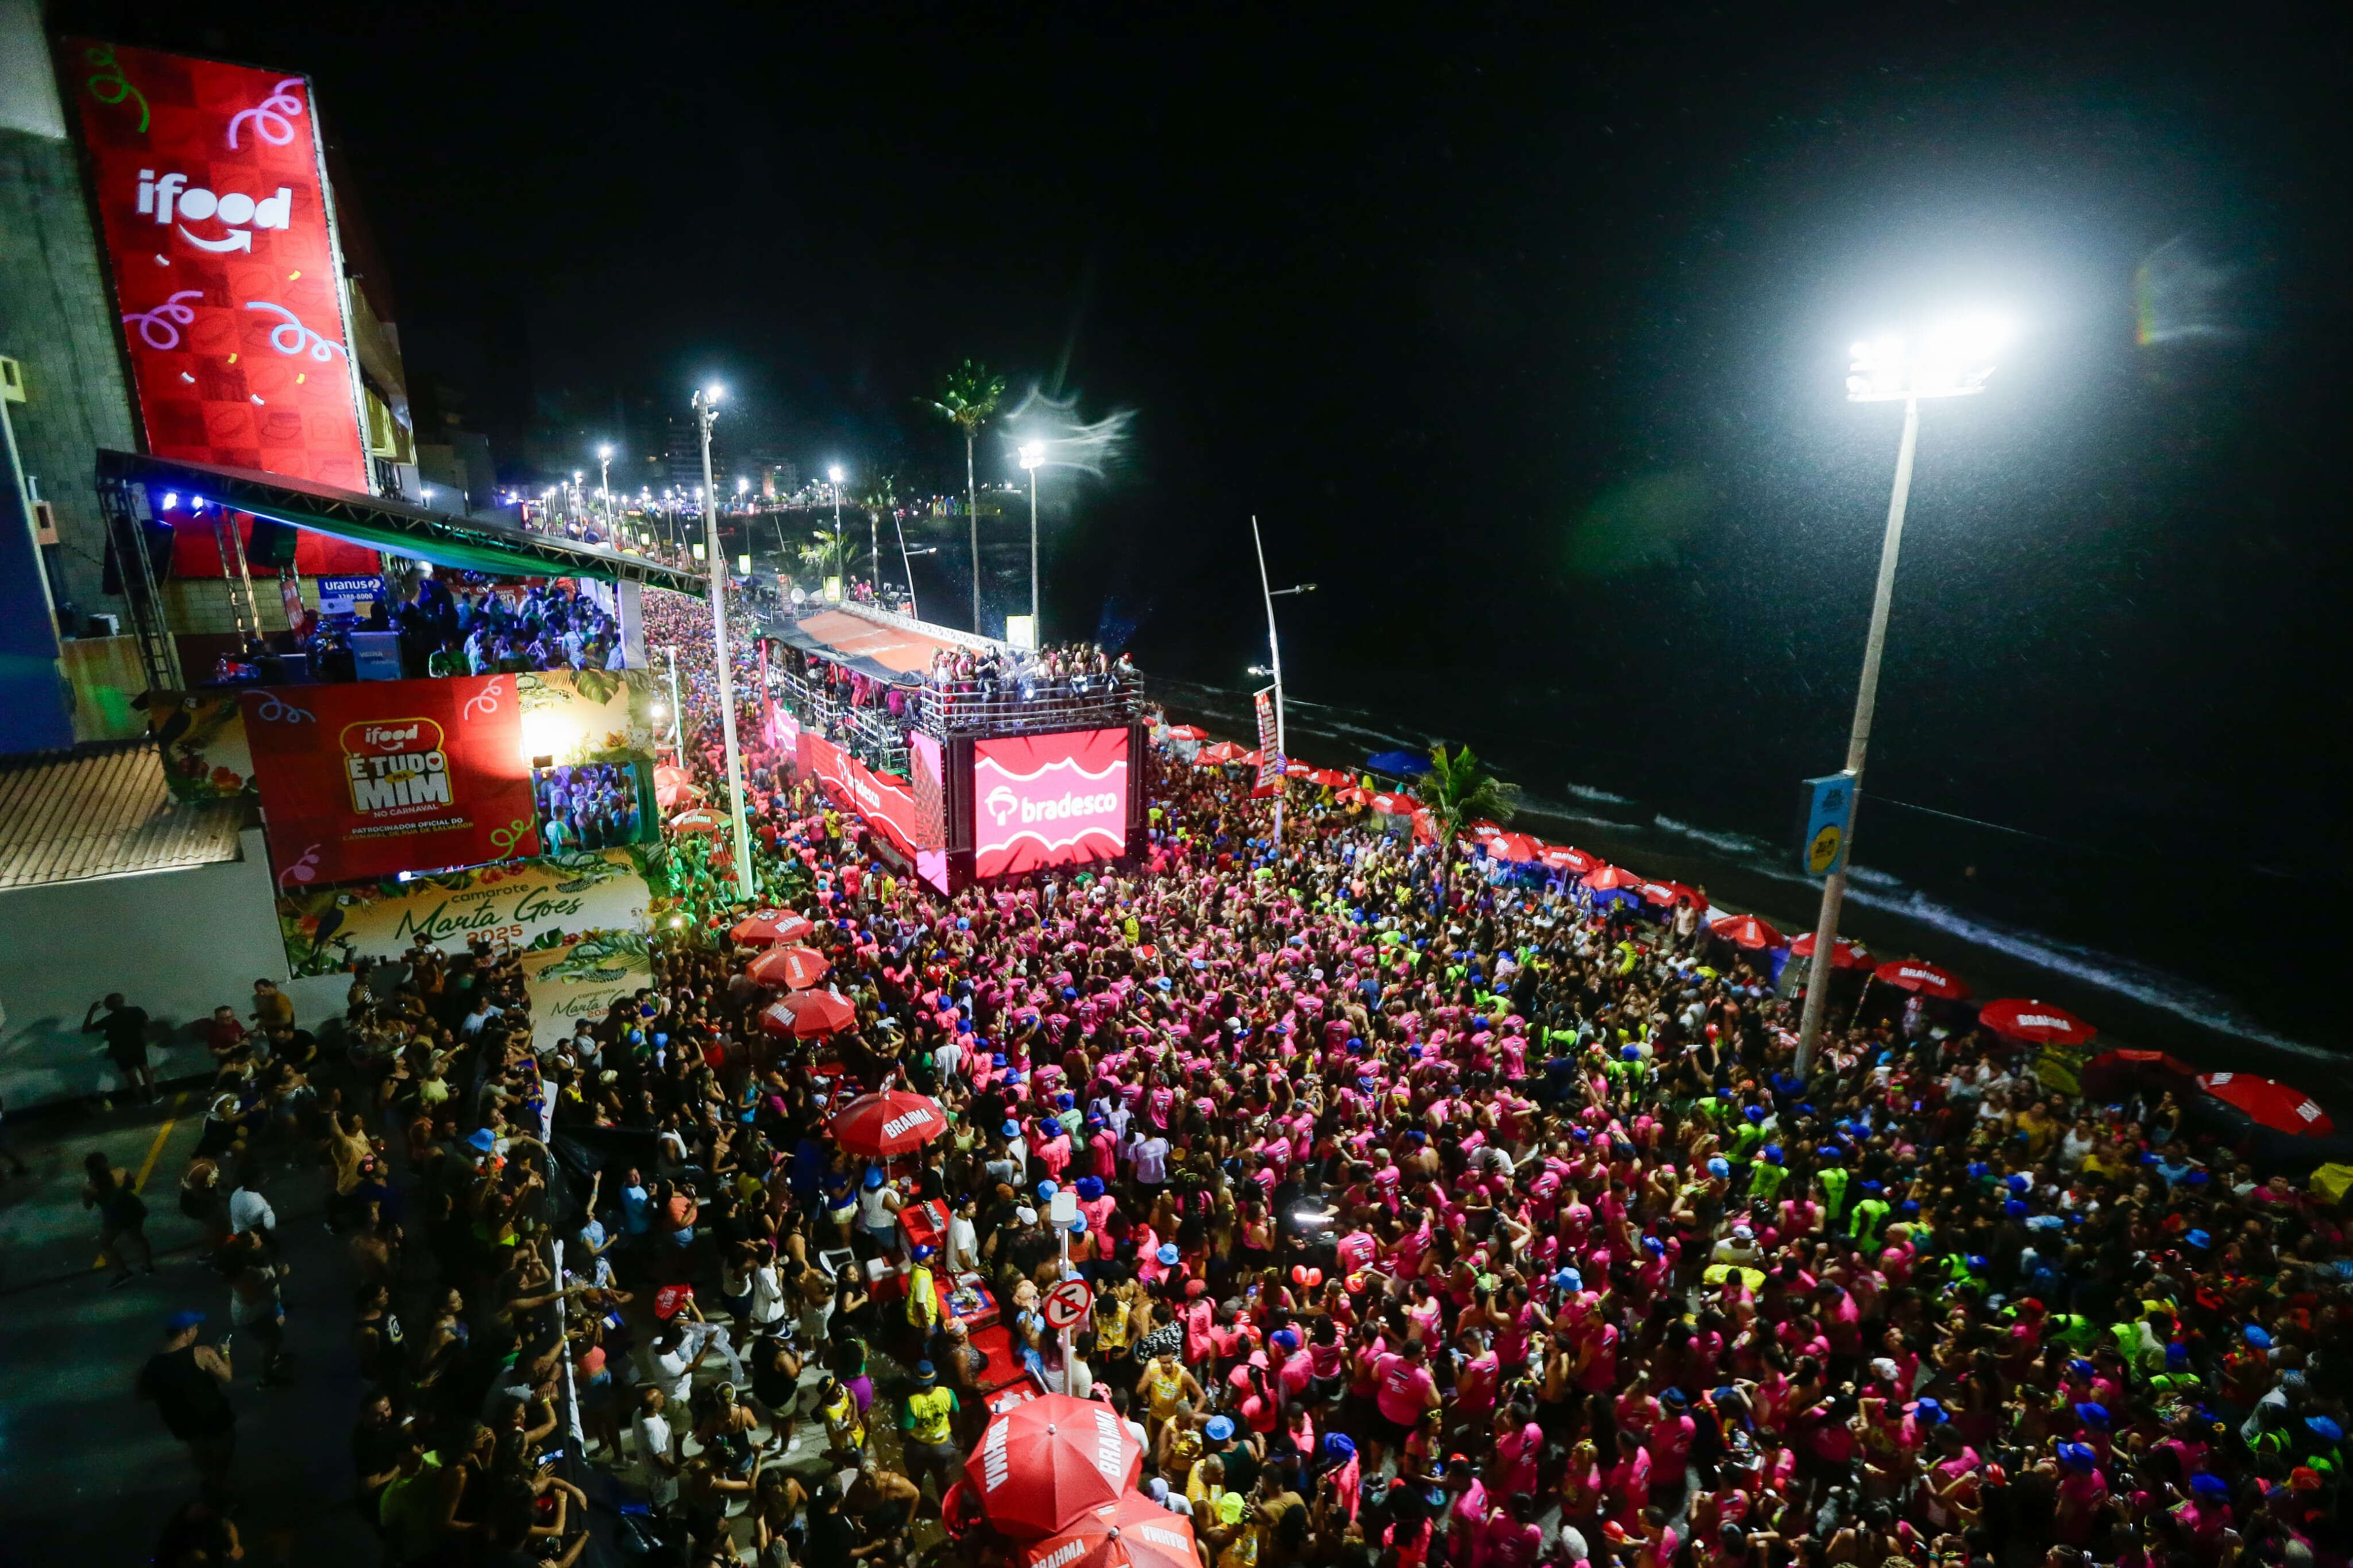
xmin=897 ymin=1361 xmax=961 ymax=1507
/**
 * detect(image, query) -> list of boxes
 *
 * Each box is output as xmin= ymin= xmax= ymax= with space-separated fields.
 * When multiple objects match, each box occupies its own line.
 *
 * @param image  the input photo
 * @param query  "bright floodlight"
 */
xmin=1847 ymin=314 xmax=2009 ymax=401
xmin=703 ymin=385 xmax=723 ymax=401
xmin=828 ymin=465 xmax=845 ymax=484
xmin=1019 ymin=442 xmax=1044 ymax=470
xmin=598 ymin=443 xmax=613 ymax=459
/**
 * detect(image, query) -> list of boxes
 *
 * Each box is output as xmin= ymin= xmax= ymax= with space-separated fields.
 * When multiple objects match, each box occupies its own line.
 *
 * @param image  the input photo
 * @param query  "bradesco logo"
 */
xmin=983 ymin=783 xmax=1120 ymax=827
xmin=340 ymin=718 xmax=452 ymax=813
xmin=136 ymin=169 xmax=294 ymax=254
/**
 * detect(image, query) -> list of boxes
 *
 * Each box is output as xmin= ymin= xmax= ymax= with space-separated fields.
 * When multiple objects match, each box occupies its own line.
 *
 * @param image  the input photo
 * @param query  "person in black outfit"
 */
xmin=137 ymin=1310 xmax=237 ymax=1483
xmin=84 ymin=992 xmax=154 ymax=1102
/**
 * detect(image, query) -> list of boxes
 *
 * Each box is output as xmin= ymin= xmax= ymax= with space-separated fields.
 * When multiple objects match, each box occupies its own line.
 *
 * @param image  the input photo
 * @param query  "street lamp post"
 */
xmin=598 ymin=445 xmax=614 ymax=531
xmin=827 ymin=465 xmax=846 ymax=598
xmin=694 ymin=385 xmax=757 ymax=901
xmin=1792 ymin=318 xmax=2005 ymax=1079
xmin=1019 ymin=442 xmax=1043 ymax=644
xmin=1249 ymin=514 xmax=1316 ymax=851
xmin=894 ymin=516 xmax=928 ymax=620
xmin=662 ymin=645 xmax=685 ymax=759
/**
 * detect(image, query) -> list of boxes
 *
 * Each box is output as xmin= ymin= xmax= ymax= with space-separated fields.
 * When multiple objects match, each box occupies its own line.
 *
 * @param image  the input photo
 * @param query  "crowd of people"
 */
xmin=535 ymin=761 xmax=648 ymax=853
xmin=109 ymin=581 xmax=2350 ymax=1568
xmin=396 ymin=577 xmax=630 ymax=678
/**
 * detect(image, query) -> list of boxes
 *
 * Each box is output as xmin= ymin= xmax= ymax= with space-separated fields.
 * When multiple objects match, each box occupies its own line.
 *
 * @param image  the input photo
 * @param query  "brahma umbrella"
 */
xmin=748 ymin=944 xmax=830 ymax=990
xmin=1711 ymin=912 xmax=1787 ymax=951
xmin=1540 ymin=844 xmax=1596 ymax=874
xmin=1162 ymin=724 xmax=1206 ymax=741
xmin=669 ymin=808 xmax=726 ymax=836
xmin=1642 ymin=880 xmax=1707 ymax=912
xmin=1872 ymin=959 xmax=1969 ymax=1001
xmin=964 ymin=1393 xmax=1143 ymax=1539
xmin=1369 ymin=791 xmax=1419 ymax=814
xmin=1581 ymin=864 xmax=1644 ymax=891
xmin=777 ymin=989 xmax=855 ymax=1038
xmin=2197 ymin=1073 xmax=2335 ymax=1137
xmin=1487 ymin=832 xmax=1544 ymax=864
xmin=1019 ymin=1494 xmax=1200 ymax=1568
xmin=831 ymin=1091 xmax=948 ymax=1157
xmin=1304 ymin=767 xmax=1352 ymax=789
xmin=1283 ymin=759 xmax=1313 ymax=778
xmin=1195 ymin=741 xmax=1245 ymax=766
xmin=1789 ymin=932 xmax=1872 ymax=970
xmin=1978 ymin=998 xmax=2097 ymax=1048
xmin=653 ymin=764 xmax=696 ymax=810
xmin=731 ymin=909 xmax=816 ymax=946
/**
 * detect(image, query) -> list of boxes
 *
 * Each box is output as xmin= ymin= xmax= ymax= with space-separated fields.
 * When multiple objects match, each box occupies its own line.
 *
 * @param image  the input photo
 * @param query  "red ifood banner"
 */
xmin=973 ymin=728 xmax=1131 ymax=879
xmin=241 ymin=675 xmax=541 ymax=887
xmin=798 ymin=731 xmax=925 ymax=860
xmin=63 ymin=39 xmax=379 ymax=569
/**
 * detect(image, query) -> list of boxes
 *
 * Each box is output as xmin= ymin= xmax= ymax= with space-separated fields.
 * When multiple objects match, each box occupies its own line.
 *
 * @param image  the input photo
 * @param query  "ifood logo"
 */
xmin=136 ymin=169 xmax=294 ymax=254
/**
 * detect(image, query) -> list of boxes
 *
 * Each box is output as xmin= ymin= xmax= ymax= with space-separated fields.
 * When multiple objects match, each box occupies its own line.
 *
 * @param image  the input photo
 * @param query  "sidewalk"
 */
xmin=0 ymin=1096 xmax=379 ymax=1564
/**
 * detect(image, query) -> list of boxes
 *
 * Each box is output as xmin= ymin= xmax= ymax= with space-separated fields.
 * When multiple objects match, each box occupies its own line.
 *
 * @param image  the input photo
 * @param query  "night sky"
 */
xmin=60 ymin=2 xmax=2353 ymax=1046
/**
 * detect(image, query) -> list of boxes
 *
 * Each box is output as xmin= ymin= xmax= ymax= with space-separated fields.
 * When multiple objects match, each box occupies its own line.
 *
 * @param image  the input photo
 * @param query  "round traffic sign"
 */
xmin=1042 ymin=1277 xmax=1093 ymax=1330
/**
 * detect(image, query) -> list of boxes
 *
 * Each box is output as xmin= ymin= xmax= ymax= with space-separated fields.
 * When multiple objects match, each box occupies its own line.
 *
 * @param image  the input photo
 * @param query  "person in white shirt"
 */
xmin=227 ymin=1165 xmax=276 ymax=1239
xmin=633 ymin=1387 xmax=680 ymax=1507
xmin=1128 ymin=1132 xmax=1171 ymax=1188
xmin=932 ymin=1035 xmax=965 ymax=1091
xmin=944 ymin=1194 xmax=981 ymax=1275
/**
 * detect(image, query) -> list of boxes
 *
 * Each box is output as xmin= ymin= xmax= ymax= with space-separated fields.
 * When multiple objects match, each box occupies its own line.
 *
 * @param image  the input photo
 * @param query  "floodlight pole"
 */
xmin=1251 ymin=514 xmax=1287 ymax=851
xmin=1794 ymin=393 xmax=1917 ymax=1079
xmin=894 ymin=513 xmax=923 ymax=620
xmin=696 ymin=388 xmax=757 ymax=901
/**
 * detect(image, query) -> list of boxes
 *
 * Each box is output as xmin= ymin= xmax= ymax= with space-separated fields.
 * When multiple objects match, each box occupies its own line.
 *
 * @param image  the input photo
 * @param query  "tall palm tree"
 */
xmin=1422 ymin=743 xmax=1522 ymax=909
xmin=927 ymin=360 xmax=1006 ymax=631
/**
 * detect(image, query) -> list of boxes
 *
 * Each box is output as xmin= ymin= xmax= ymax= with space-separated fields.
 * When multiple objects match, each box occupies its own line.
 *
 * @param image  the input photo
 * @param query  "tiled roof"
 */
xmin=0 ymin=741 xmax=246 ymax=890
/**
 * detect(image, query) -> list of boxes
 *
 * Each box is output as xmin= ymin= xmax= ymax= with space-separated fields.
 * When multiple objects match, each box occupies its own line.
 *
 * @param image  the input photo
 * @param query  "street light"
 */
xmin=895 ymin=517 xmax=932 ymax=621
xmin=1792 ymin=315 xmax=2007 ymax=1077
xmin=1250 ymin=515 xmax=1317 ymax=848
xmin=692 ymin=384 xmax=755 ymax=900
xmin=1019 ymin=441 xmax=1044 ymax=644
xmin=598 ymin=445 xmax=615 ymax=528
xmin=827 ymin=465 xmax=846 ymax=596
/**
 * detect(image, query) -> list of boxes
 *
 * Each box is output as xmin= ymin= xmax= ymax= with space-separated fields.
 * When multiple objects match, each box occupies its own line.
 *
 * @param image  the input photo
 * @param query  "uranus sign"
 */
xmin=972 ymin=728 xmax=1131 ymax=878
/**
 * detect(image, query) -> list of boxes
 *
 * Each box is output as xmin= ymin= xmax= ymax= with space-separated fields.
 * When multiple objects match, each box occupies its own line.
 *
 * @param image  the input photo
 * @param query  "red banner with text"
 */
xmin=796 ymin=731 xmax=925 ymax=861
xmin=63 ymin=38 xmax=378 ymax=574
xmin=241 ymin=674 xmax=539 ymax=888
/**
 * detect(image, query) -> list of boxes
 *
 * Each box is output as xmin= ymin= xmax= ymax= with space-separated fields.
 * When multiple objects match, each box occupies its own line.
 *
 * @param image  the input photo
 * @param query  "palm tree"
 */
xmin=1422 ymin=743 xmax=1522 ymax=909
xmin=927 ymin=360 xmax=1006 ymax=631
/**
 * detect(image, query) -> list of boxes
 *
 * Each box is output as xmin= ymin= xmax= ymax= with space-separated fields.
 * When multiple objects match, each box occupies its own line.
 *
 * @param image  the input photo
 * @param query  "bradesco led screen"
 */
xmin=972 ymin=728 xmax=1129 ymax=879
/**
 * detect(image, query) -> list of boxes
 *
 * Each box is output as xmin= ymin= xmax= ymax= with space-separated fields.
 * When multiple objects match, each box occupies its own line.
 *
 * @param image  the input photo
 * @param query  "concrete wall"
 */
xmin=0 ymin=827 xmax=333 ymax=1109
xmin=0 ymin=2 xmax=140 ymax=628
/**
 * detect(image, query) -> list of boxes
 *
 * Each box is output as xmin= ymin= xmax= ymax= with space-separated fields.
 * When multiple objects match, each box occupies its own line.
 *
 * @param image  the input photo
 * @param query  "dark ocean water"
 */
xmin=1148 ymin=674 xmax=2353 ymax=1102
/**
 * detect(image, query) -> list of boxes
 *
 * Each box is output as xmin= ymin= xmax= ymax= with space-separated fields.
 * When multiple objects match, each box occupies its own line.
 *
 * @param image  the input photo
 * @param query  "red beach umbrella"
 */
xmin=1487 ymin=832 xmax=1544 ymax=864
xmin=1872 ymin=959 xmax=1969 ymax=1000
xmin=831 ymin=1091 xmax=949 ymax=1157
xmin=780 ymin=989 xmax=855 ymax=1038
xmin=670 ymin=808 xmax=725 ymax=835
xmin=731 ymin=909 xmax=815 ymax=945
xmin=1019 ymin=1494 xmax=1201 ymax=1568
xmin=1977 ymin=998 xmax=2097 ymax=1048
xmin=1641 ymin=880 xmax=1707 ymax=911
xmin=1195 ymin=741 xmax=1244 ymax=766
xmin=964 ymin=1393 xmax=1143 ymax=1539
xmin=1540 ymin=844 xmax=1596 ymax=874
xmin=2196 ymin=1073 xmax=2335 ymax=1137
xmin=1711 ymin=912 xmax=1787 ymax=951
xmin=1305 ymin=768 xmax=1352 ymax=789
xmin=1581 ymin=864 xmax=1644 ymax=891
xmin=1370 ymin=791 xmax=1419 ymax=814
xmin=748 ymin=944 xmax=830 ymax=990
xmin=1789 ymin=932 xmax=1872 ymax=970
xmin=1162 ymin=724 xmax=1206 ymax=741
